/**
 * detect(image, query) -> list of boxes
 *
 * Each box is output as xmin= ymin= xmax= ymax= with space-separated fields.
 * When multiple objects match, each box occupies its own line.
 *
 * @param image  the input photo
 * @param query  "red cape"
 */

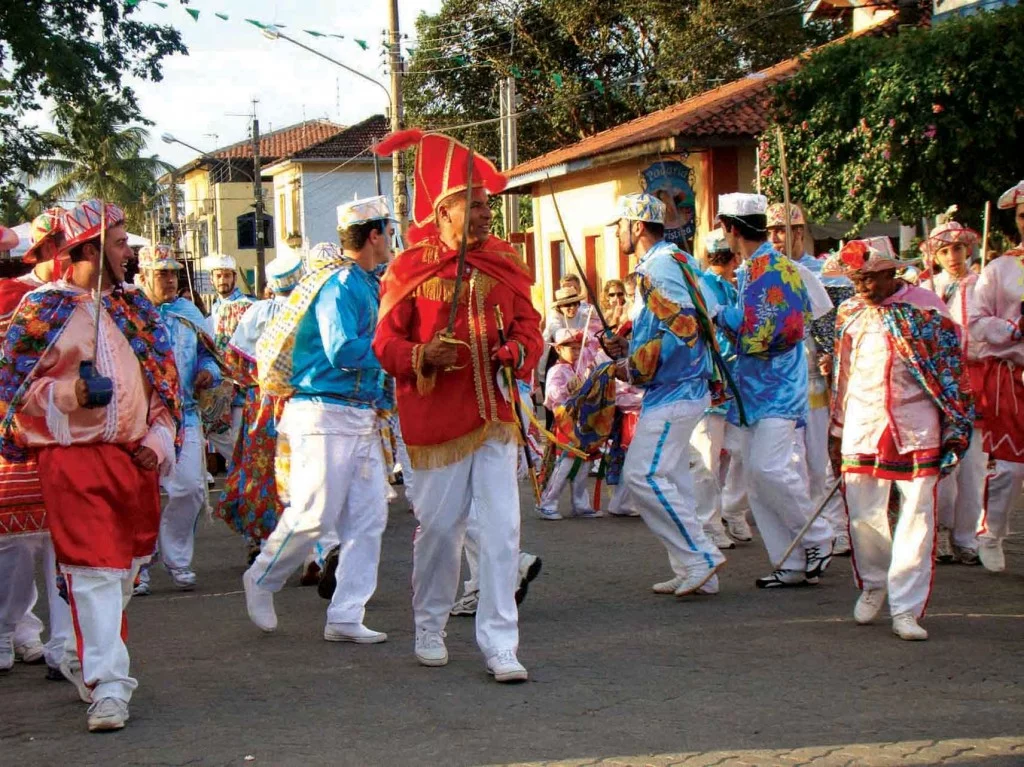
xmin=0 ymin=278 xmax=35 ymax=320
xmin=378 ymin=234 xmax=533 ymax=321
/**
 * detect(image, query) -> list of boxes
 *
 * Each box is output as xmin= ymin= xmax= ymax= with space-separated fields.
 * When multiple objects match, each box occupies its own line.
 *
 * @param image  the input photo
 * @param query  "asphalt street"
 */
xmin=1 ymin=479 xmax=1022 ymax=767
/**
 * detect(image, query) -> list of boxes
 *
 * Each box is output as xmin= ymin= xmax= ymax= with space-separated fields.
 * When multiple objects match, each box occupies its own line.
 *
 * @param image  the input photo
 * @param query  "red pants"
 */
xmin=37 ymin=443 xmax=160 ymax=572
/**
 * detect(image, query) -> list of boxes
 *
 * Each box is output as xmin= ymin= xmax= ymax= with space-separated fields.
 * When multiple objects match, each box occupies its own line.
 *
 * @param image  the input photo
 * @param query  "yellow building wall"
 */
xmin=529 ymin=151 xmax=708 ymax=312
xmin=180 ymin=168 xmax=275 ymax=282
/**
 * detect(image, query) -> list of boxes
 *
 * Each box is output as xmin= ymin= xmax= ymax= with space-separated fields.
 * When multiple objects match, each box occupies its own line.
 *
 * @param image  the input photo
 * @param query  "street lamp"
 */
xmin=260 ymin=25 xmax=391 ymax=204
xmin=161 ymin=133 xmax=253 ymax=181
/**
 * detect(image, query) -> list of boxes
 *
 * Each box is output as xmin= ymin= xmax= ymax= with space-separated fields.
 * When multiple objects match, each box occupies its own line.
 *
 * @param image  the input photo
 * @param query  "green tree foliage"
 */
xmin=760 ymin=4 xmax=1024 ymax=233
xmin=29 ymin=96 xmax=174 ymax=233
xmin=404 ymin=0 xmax=843 ymax=162
xmin=0 ymin=0 xmax=185 ymax=200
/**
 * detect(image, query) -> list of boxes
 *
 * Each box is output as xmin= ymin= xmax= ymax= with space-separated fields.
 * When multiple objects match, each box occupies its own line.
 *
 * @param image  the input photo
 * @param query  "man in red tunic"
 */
xmin=373 ymin=130 xmax=543 ymax=682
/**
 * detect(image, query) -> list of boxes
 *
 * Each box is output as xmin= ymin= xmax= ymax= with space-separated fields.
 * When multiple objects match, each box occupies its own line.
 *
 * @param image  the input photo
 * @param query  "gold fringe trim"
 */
xmin=406 ymin=421 xmax=520 ymax=471
xmin=412 ymin=344 xmax=437 ymax=396
xmin=413 ymin=276 xmax=469 ymax=305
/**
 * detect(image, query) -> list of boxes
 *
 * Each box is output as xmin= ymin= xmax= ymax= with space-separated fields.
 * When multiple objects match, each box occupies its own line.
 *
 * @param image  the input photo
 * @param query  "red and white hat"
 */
xmin=920 ymin=220 xmax=979 ymax=257
xmin=997 ymin=180 xmax=1024 ymax=210
xmin=766 ymin=202 xmax=806 ymax=229
xmin=374 ymin=129 xmax=506 ymax=243
xmin=60 ymin=199 xmax=126 ymax=253
xmin=0 ymin=225 xmax=18 ymax=252
xmin=22 ymin=207 xmax=67 ymax=264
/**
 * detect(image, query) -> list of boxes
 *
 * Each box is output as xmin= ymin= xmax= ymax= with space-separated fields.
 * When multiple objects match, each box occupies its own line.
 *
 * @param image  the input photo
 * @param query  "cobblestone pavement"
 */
xmin=1 ymin=481 xmax=1022 ymax=767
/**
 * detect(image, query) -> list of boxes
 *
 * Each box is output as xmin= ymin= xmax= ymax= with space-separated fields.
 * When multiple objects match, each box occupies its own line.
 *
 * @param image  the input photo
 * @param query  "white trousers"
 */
xmin=623 ymin=399 xmax=724 ymax=574
xmin=691 ymin=413 xmax=726 ymax=529
xmin=979 ymin=458 xmax=1023 ymax=543
xmin=208 ymin=406 xmax=243 ymax=464
xmin=721 ymin=423 xmax=750 ymax=525
xmin=801 ymin=405 xmax=847 ymax=536
xmin=65 ymin=561 xmax=143 ymax=703
xmin=937 ymin=430 xmax=985 ymax=549
xmin=846 ymin=473 xmax=938 ymax=617
xmin=0 ymin=535 xmax=73 ymax=667
xmin=251 ymin=402 xmax=387 ymax=626
xmin=158 ymin=424 xmax=205 ymax=570
xmin=538 ymin=454 xmax=593 ymax=514
xmin=410 ymin=439 xmax=520 ymax=658
xmin=742 ymin=418 xmax=833 ymax=569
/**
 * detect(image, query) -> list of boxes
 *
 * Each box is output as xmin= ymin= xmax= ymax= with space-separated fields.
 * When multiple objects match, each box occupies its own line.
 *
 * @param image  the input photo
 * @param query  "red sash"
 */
xmin=977 ymin=358 xmax=1024 ymax=462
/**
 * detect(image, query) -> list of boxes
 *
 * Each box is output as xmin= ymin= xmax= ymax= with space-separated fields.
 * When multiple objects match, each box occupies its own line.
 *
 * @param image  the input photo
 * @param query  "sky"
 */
xmin=125 ymin=0 xmax=444 ymax=167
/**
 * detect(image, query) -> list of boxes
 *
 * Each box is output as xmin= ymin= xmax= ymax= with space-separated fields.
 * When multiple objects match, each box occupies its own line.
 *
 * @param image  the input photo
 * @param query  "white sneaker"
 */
xmin=0 ymin=634 xmax=13 ymax=672
xmin=450 ymin=590 xmax=479 ymax=617
xmin=486 ymin=649 xmax=528 ymax=683
xmin=415 ymin=629 xmax=448 ymax=667
xmin=323 ymin=622 xmax=387 ymax=644
xmin=695 ymin=574 xmax=720 ymax=595
xmin=978 ymin=539 xmax=1006 ymax=573
xmin=168 ymin=567 xmax=197 ymax=591
xmin=724 ymin=516 xmax=753 ymax=542
xmin=854 ymin=588 xmax=886 ymax=625
xmin=706 ymin=524 xmax=736 ymax=551
xmin=60 ymin=654 xmax=92 ymax=703
xmin=936 ymin=527 xmax=954 ymax=563
xmin=892 ymin=612 xmax=928 ymax=641
xmin=652 ymin=575 xmax=684 ymax=594
xmin=674 ymin=562 xmax=724 ymax=597
xmin=515 ymin=553 xmax=542 ymax=605
xmin=132 ymin=565 xmax=151 ymax=597
xmin=14 ymin=639 xmax=45 ymax=664
xmin=87 ymin=697 xmax=129 ymax=732
xmin=242 ymin=569 xmax=277 ymax=632
xmin=536 ymin=507 xmax=563 ymax=520
xmin=833 ymin=532 xmax=851 ymax=557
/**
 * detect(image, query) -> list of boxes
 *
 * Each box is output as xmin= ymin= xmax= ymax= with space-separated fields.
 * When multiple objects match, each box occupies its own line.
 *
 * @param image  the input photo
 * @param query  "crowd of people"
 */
xmin=0 ymin=130 xmax=1020 ymax=733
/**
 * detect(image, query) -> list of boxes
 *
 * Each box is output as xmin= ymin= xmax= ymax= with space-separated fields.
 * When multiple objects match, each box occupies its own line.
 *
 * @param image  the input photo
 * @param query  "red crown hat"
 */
xmin=22 ymin=207 xmax=67 ymax=265
xmin=374 ymin=129 xmax=507 ymax=243
xmin=60 ymin=199 xmax=126 ymax=253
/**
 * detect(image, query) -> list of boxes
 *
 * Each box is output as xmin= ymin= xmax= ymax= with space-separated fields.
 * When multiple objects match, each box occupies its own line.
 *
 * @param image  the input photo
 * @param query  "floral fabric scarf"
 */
xmin=0 ymin=287 xmax=183 ymax=462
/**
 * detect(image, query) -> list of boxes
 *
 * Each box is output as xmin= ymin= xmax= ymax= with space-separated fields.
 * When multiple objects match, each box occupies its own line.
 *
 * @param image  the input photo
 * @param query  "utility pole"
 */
xmin=499 ymin=76 xmax=519 ymax=237
xmin=168 ymin=171 xmax=181 ymax=257
xmin=251 ymin=112 xmax=266 ymax=295
xmin=388 ymin=0 xmax=408 ymax=235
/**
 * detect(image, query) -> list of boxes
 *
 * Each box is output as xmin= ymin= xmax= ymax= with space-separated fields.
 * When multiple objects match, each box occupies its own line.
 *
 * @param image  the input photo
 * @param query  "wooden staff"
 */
xmin=775 ymin=127 xmax=794 ymax=259
xmin=981 ymin=201 xmax=992 ymax=268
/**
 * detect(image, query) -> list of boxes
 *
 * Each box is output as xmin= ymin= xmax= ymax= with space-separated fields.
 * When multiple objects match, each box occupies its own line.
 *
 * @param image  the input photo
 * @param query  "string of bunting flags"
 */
xmin=123 ymin=0 xmax=371 ymax=50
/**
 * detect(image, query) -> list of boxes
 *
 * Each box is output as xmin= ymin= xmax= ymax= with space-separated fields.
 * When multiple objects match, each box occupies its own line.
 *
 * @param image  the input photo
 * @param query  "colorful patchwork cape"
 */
xmin=256 ymin=255 xmax=353 ymax=398
xmin=0 ymin=286 xmax=184 ymax=462
xmin=834 ymin=290 xmax=974 ymax=475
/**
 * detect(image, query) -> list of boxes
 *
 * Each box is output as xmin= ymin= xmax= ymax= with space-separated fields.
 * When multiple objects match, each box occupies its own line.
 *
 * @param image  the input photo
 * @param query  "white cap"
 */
xmin=266 ymin=253 xmax=304 ymax=294
xmin=207 ymin=253 xmax=237 ymax=272
xmin=703 ymin=228 xmax=730 ymax=253
xmin=337 ymin=195 xmax=394 ymax=229
xmin=718 ymin=193 xmax=768 ymax=218
xmin=997 ymin=180 xmax=1024 ymax=210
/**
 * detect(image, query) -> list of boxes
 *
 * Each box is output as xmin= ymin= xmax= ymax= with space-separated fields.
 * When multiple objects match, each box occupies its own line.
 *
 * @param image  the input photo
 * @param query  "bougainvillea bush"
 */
xmin=760 ymin=4 xmax=1024 ymax=234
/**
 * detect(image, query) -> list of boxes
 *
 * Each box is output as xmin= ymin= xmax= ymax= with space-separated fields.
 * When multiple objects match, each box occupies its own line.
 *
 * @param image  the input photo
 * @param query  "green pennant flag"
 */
xmin=531 ymin=68 xmax=541 ymax=77
xmin=305 ymin=30 xmax=326 ymax=37
xmin=125 ymin=0 xmax=141 ymax=8
xmin=245 ymin=18 xmax=265 ymax=29
xmin=510 ymin=65 xmax=522 ymax=78
xmin=152 ymin=1 xmax=167 ymax=7
xmin=454 ymin=55 xmax=467 ymax=65
xmin=355 ymin=39 xmax=368 ymax=50
xmin=185 ymin=8 xmax=199 ymax=21
xmin=590 ymin=78 xmax=605 ymax=94
xmin=552 ymin=73 xmax=564 ymax=88
xmin=215 ymin=12 xmax=228 ymax=20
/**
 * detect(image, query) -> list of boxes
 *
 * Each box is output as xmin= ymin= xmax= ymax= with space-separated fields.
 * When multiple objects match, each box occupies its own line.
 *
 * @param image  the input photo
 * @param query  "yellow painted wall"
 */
xmin=528 ymin=151 xmax=708 ymax=311
xmin=180 ymin=168 xmax=275 ymax=277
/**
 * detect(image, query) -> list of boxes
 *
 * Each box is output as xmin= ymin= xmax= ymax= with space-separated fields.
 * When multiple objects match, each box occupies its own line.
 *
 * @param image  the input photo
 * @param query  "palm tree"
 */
xmin=30 ymin=95 xmax=172 ymax=233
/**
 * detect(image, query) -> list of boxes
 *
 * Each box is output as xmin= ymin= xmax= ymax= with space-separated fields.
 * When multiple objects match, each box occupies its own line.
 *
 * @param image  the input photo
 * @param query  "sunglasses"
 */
xmin=607 ymin=291 xmax=625 ymax=298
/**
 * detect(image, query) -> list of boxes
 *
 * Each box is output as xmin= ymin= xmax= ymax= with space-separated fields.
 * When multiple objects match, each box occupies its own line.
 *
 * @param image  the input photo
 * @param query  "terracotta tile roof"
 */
xmin=212 ymin=119 xmax=345 ymax=162
xmin=507 ymin=16 xmax=899 ymax=184
xmin=284 ymin=115 xmax=390 ymax=160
